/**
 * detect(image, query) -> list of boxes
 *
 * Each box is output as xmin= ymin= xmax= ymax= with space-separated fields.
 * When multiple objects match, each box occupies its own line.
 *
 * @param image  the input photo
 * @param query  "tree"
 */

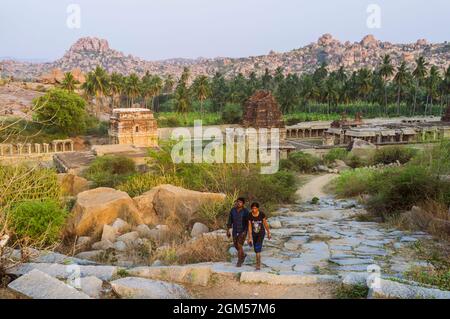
xmin=82 ymin=66 xmax=109 ymax=115
xmin=109 ymin=72 xmax=124 ymax=108
xmin=378 ymin=55 xmax=394 ymax=113
xmin=394 ymin=62 xmax=410 ymax=115
xmin=124 ymin=74 xmax=141 ymax=107
xmin=191 ymin=75 xmax=211 ymax=117
xmin=425 ymin=66 xmax=441 ymax=115
xmin=33 ymin=88 xmax=89 ymax=136
xmin=174 ymin=69 xmax=191 ymax=115
xmin=163 ymin=75 xmax=175 ymax=95
xmin=60 ymin=72 xmax=79 ymax=92
xmin=210 ymin=72 xmax=228 ymax=112
xmin=412 ymin=56 xmax=429 ymax=115
xmin=276 ymin=74 xmax=300 ymax=114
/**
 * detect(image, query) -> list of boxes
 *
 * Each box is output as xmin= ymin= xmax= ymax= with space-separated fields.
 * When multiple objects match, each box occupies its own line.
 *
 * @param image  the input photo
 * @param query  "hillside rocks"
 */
xmin=110 ymin=277 xmax=190 ymax=299
xmin=3 ymin=35 xmax=449 ymax=82
xmin=133 ymin=184 xmax=226 ymax=224
xmin=8 ymin=269 xmax=91 ymax=299
xmin=191 ymin=222 xmax=209 ymax=238
xmin=68 ymin=187 xmax=143 ymax=236
xmin=129 ymin=264 xmax=212 ymax=286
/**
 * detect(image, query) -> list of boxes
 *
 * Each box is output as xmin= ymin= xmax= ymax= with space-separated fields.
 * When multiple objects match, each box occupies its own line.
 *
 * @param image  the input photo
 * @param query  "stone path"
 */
xmin=232 ymin=175 xmax=433 ymax=280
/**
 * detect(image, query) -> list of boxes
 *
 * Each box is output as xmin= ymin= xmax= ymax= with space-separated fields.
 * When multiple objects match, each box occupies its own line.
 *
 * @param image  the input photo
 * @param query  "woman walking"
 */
xmin=247 ymin=202 xmax=271 ymax=270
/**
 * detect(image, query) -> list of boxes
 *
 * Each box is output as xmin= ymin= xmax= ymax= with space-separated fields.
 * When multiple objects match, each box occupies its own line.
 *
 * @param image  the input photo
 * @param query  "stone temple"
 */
xmin=108 ymin=108 xmax=158 ymax=147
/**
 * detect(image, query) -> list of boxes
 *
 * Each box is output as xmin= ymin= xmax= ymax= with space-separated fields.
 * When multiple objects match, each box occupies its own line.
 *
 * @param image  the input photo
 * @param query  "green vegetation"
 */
xmin=9 ymin=199 xmax=68 ymax=244
xmin=117 ymin=174 xmax=184 ymax=197
xmin=334 ymin=284 xmax=369 ymax=299
xmin=333 ymin=142 xmax=450 ymax=219
xmin=84 ymin=155 xmax=136 ymax=188
xmin=33 ymin=88 xmax=90 ymax=136
xmin=156 ymin=112 xmax=221 ymax=127
xmin=323 ymin=148 xmax=349 ymax=165
xmin=221 ymin=103 xmax=243 ymax=124
xmin=371 ymin=146 xmax=417 ymax=165
xmin=280 ymin=151 xmax=320 ymax=173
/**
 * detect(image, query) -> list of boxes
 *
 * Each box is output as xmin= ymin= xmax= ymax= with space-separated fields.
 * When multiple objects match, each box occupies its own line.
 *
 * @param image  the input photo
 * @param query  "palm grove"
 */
xmin=57 ymin=55 xmax=450 ymax=124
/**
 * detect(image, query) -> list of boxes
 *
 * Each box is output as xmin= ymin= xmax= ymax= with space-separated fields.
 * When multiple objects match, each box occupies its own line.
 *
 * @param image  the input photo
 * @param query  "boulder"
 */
xmin=76 ymin=236 xmax=91 ymax=248
xmin=8 ymin=269 xmax=91 ymax=299
xmin=91 ymin=240 xmax=114 ymax=250
xmin=68 ymin=188 xmax=143 ymax=236
xmin=57 ymin=173 xmax=90 ymax=196
xmin=110 ymin=277 xmax=190 ymax=299
xmin=117 ymin=231 xmax=139 ymax=244
xmin=134 ymin=185 xmax=226 ymax=224
xmin=101 ymin=225 xmax=118 ymax=242
xmin=75 ymin=250 xmax=105 ymax=261
xmin=129 ymin=264 xmax=212 ymax=287
xmin=113 ymin=241 xmax=128 ymax=252
xmin=369 ymin=278 xmax=450 ymax=299
xmin=191 ymin=222 xmax=209 ymax=238
xmin=78 ymin=276 xmax=103 ymax=298
xmin=269 ymin=220 xmax=282 ymax=229
xmin=135 ymin=224 xmax=152 ymax=238
xmin=111 ymin=218 xmax=131 ymax=233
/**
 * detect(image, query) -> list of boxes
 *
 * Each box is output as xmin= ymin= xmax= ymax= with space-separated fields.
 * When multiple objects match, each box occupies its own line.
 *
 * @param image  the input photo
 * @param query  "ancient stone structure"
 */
xmin=108 ymin=108 xmax=158 ymax=148
xmin=0 ymin=139 xmax=73 ymax=157
xmin=242 ymin=91 xmax=285 ymax=130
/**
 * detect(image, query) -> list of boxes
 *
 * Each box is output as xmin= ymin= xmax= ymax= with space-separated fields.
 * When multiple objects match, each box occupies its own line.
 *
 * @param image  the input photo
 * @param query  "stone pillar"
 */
xmin=17 ymin=143 xmax=23 ymax=155
xmin=34 ymin=143 xmax=41 ymax=154
xmin=43 ymin=143 xmax=49 ymax=153
xmin=0 ymin=145 xmax=3 ymax=156
xmin=9 ymin=144 xmax=13 ymax=156
xmin=70 ymin=141 xmax=74 ymax=152
xmin=377 ymin=135 xmax=382 ymax=144
xmin=61 ymin=143 xmax=65 ymax=152
xmin=26 ymin=143 xmax=32 ymax=154
xmin=52 ymin=142 xmax=58 ymax=153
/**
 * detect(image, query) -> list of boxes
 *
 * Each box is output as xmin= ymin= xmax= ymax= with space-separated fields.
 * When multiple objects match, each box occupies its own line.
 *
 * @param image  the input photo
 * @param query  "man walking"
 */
xmin=226 ymin=197 xmax=249 ymax=267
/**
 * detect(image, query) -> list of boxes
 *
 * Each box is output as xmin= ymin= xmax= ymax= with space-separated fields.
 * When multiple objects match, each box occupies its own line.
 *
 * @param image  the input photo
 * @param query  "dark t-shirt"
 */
xmin=248 ymin=212 xmax=266 ymax=235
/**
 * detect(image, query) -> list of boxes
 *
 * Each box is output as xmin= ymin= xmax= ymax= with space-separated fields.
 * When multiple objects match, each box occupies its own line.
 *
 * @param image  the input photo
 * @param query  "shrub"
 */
xmin=117 ymin=173 xmax=184 ymax=197
xmin=281 ymin=151 xmax=320 ymax=173
xmin=323 ymin=148 xmax=349 ymax=165
xmin=84 ymin=155 xmax=136 ymax=188
xmin=221 ymin=103 xmax=242 ymax=124
xmin=345 ymin=154 xmax=367 ymax=168
xmin=9 ymin=199 xmax=68 ymax=244
xmin=333 ymin=168 xmax=377 ymax=198
xmin=197 ymin=193 xmax=237 ymax=229
xmin=371 ymin=146 xmax=417 ymax=165
xmin=33 ymin=88 xmax=89 ymax=136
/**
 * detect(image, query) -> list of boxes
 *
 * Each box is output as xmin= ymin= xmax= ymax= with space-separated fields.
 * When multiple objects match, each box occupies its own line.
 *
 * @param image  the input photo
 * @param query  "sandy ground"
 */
xmin=187 ymin=275 xmax=336 ymax=299
xmin=295 ymin=174 xmax=338 ymax=202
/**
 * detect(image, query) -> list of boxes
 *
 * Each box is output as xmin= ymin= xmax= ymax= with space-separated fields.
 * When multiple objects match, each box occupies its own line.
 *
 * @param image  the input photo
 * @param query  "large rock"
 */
xmin=68 ymin=188 xmax=144 ymax=236
xmin=191 ymin=222 xmax=209 ymax=238
xmin=78 ymin=276 xmax=103 ymax=298
xmin=110 ymin=277 xmax=190 ymax=299
xmin=57 ymin=173 xmax=90 ymax=196
xmin=8 ymin=263 xmax=117 ymax=281
xmin=134 ymin=185 xmax=226 ymax=224
xmin=369 ymin=278 xmax=450 ymax=299
xmin=129 ymin=264 xmax=212 ymax=286
xmin=8 ymin=269 xmax=91 ymax=299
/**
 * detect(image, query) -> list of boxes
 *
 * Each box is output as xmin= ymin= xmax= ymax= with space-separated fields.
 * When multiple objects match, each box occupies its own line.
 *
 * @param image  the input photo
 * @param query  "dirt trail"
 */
xmin=296 ymin=174 xmax=338 ymax=202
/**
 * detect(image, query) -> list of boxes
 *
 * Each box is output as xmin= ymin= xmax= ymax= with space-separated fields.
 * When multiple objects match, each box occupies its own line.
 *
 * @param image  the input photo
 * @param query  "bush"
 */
xmin=118 ymin=173 xmax=184 ymax=197
xmin=84 ymin=155 xmax=136 ymax=188
xmin=281 ymin=151 xmax=320 ymax=173
xmin=33 ymin=88 xmax=89 ymax=136
xmin=221 ymin=103 xmax=242 ymax=124
xmin=371 ymin=146 xmax=417 ymax=165
xmin=323 ymin=148 xmax=349 ymax=165
xmin=334 ymin=168 xmax=377 ymax=198
xmin=9 ymin=199 xmax=68 ymax=244
xmin=345 ymin=154 xmax=367 ymax=168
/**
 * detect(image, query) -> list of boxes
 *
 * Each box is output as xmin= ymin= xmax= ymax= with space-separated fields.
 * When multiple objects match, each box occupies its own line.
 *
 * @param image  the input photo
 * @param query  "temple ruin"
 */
xmin=108 ymin=108 xmax=158 ymax=148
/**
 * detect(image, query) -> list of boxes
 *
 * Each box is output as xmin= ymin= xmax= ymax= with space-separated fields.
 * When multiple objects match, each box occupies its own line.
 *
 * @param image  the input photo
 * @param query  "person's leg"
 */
xmin=236 ymin=233 xmax=246 ymax=267
xmin=253 ymin=233 xmax=265 ymax=270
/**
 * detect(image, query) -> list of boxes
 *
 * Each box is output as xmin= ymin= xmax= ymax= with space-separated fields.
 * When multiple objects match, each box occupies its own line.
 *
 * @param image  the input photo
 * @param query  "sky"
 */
xmin=0 ymin=0 xmax=449 ymax=61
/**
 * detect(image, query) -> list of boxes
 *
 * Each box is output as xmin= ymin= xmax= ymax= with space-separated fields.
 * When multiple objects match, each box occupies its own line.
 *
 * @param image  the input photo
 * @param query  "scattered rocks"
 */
xmin=240 ymin=272 xmax=339 ymax=285
xmin=78 ymin=276 xmax=104 ymax=298
xmin=92 ymin=240 xmax=114 ymax=250
xmin=110 ymin=277 xmax=190 ymax=299
xmin=101 ymin=225 xmax=118 ymax=242
xmin=8 ymin=269 xmax=91 ymax=299
xmin=129 ymin=264 xmax=212 ymax=286
xmin=135 ymin=224 xmax=152 ymax=238
xmin=369 ymin=278 xmax=450 ymax=299
xmin=117 ymin=231 xmax=139 ymax=244
xmin=111 ymin=218 xmax=131 ymax=233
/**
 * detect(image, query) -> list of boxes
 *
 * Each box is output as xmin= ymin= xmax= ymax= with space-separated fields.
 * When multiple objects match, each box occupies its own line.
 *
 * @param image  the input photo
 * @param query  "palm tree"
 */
xmin=82 ymin=66 xmax=109 ymax=116
xmin=394 ymin=62 xmax=409 ymax=115
xmin=379 ymin=55 xmax=394 ymax=113
xmin=60 ymin=72 xmax=79 ymax=92
xmin=180 ymin=67 xmax=191 ymax=85
xmin=192 ymin=75 xmax=211 ymax=118
xmin=125 ymin=74 xmax=141 ymax=107
xmin=149 ymin=76 xmax=163 ymax=112
xmin=109 ymin=72 xmax=124 ymax=108
xmin=356 ymin=68 xmax=373 ymax=101
xmin=425 ymin=66 xmax=441 ymax=115
xmin=442 ymin=66 xmax=450 ymax=114
xmin=412 ymin=56 xmax=429 ymax=115
xmin=163 ymin=75 xmax=175 ymax=95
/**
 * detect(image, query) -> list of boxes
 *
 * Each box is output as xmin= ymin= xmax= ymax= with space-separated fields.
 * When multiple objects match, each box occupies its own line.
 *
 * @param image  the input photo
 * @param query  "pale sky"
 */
xmin=0 ymin=0 xmax=449 ymax=61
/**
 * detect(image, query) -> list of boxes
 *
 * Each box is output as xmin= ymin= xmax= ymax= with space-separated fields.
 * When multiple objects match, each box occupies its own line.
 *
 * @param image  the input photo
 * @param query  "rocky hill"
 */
xmin=1 ymin=34 xmax=449 ymax=80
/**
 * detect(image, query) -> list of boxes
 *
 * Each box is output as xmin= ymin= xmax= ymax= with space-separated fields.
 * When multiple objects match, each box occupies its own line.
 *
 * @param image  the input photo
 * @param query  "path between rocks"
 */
xmin=295 ymin=173 xmax=337 ymax=202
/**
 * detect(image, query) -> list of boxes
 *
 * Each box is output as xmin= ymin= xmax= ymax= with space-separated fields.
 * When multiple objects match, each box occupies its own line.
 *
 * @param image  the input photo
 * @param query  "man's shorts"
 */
xmin=233 ymin=232 xmax=247 ymax=247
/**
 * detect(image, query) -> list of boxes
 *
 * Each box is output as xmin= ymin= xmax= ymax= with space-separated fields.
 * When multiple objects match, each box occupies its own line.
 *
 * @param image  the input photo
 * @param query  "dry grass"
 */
xmin=152 ymin=236 xmax=229 ymax=265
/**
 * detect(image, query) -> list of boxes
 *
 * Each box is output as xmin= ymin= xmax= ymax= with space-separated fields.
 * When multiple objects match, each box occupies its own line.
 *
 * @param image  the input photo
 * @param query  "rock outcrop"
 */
xmin=68 ymin=187 xmax=143 ymax=236
xmin=133 ymin=184 xmax=226 ymax=224
xmin=57 ymin=173 xmax=90 ymax=196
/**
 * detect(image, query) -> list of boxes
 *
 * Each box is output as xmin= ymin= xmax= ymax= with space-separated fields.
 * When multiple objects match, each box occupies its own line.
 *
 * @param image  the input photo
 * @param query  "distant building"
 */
xmin=108 ymin=108 xmax=158 ymax=147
